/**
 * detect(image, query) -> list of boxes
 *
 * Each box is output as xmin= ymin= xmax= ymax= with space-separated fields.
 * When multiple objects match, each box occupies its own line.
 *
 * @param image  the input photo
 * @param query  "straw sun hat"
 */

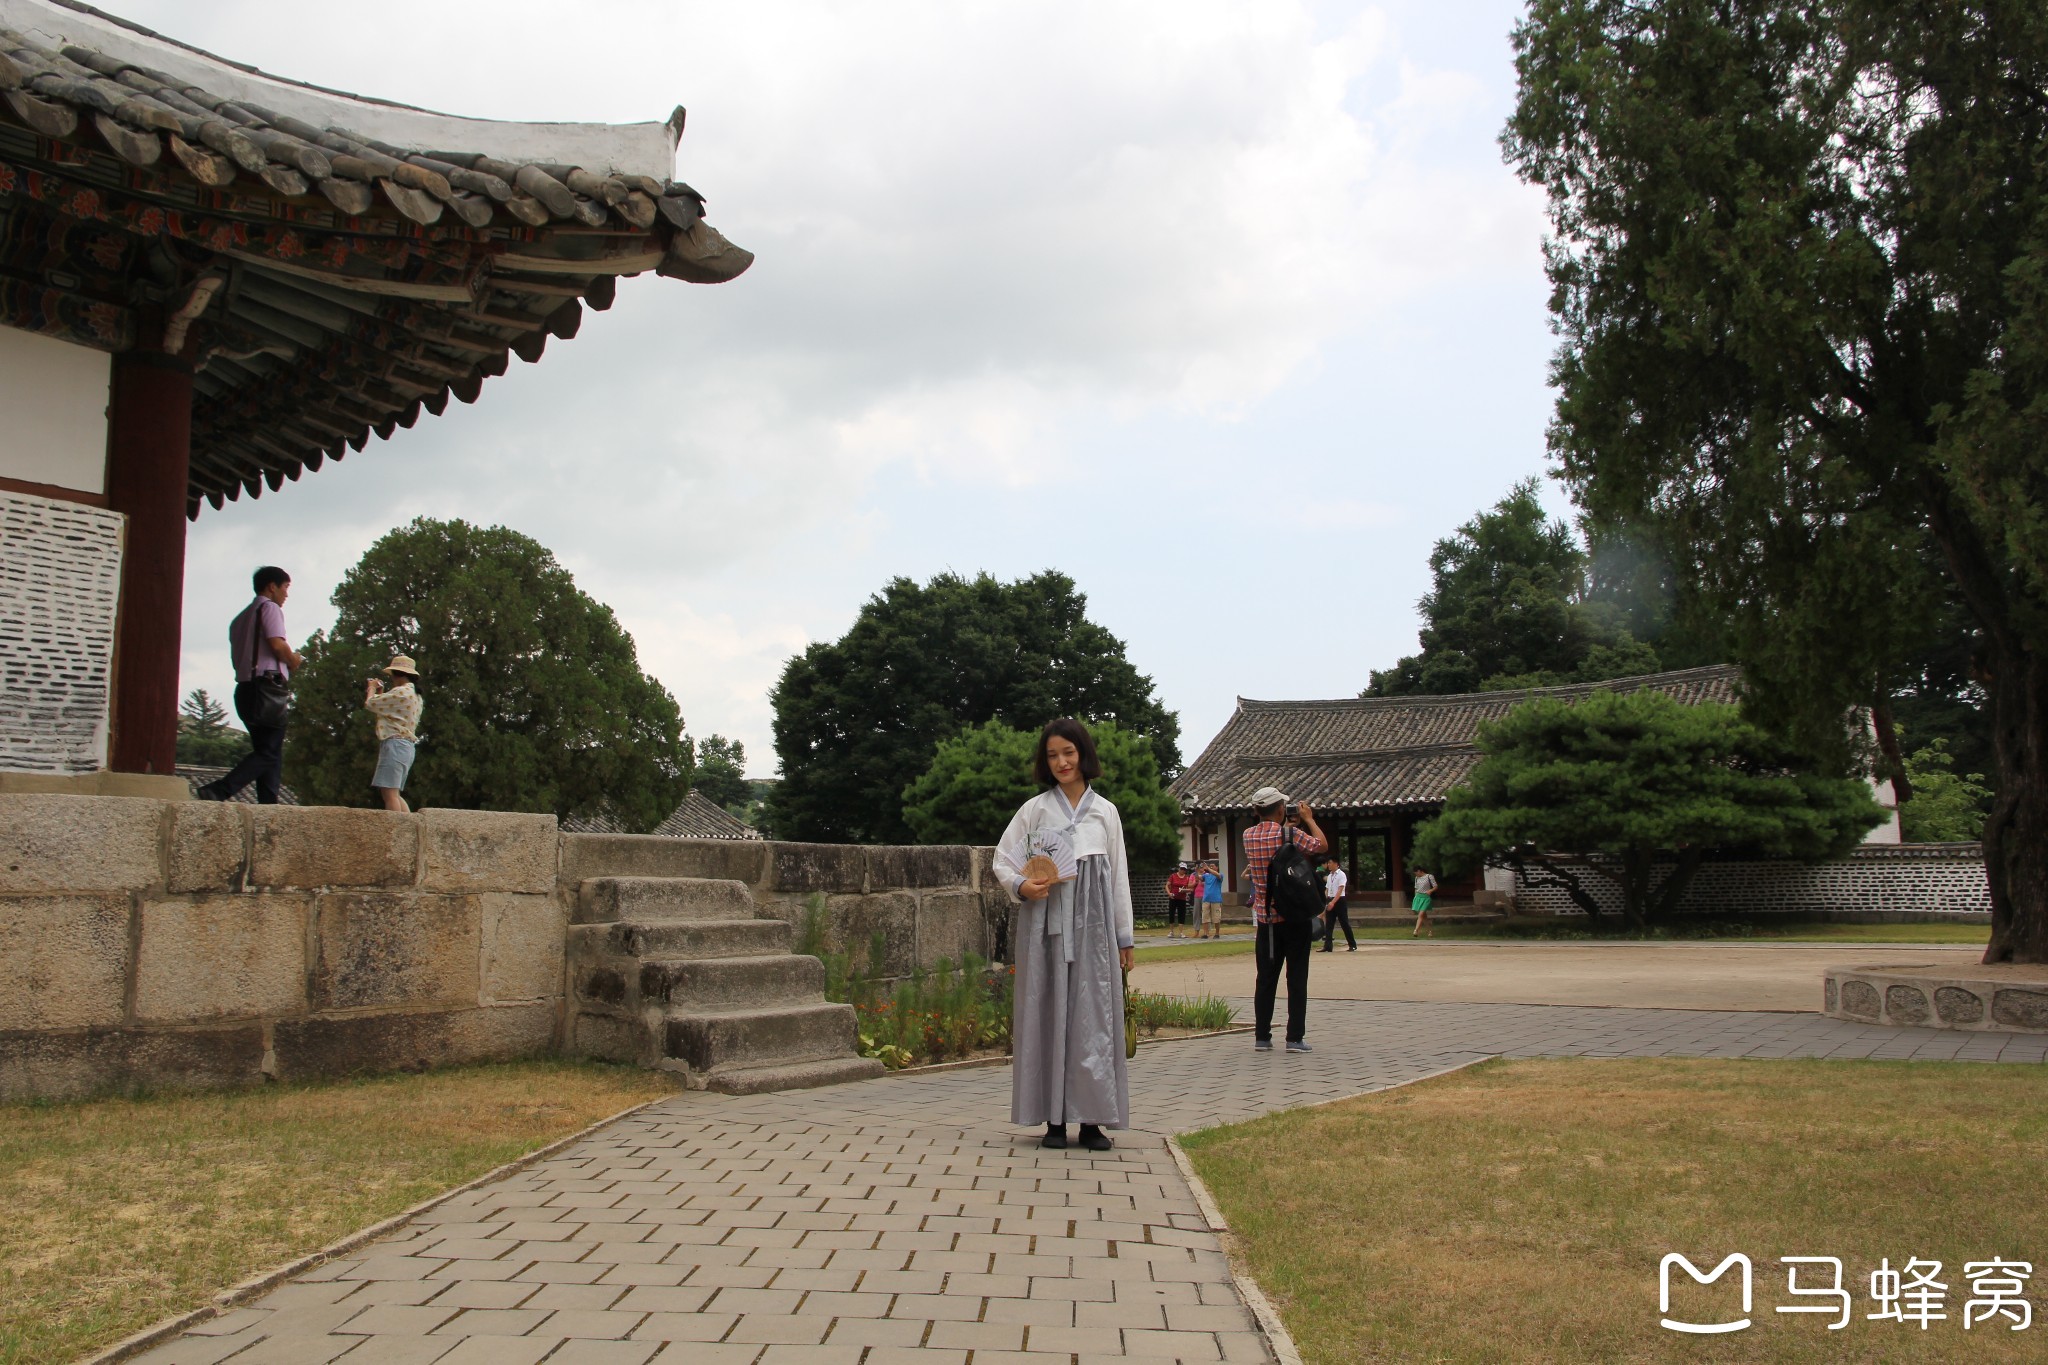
xmin=381 ymin=654 xmax=420 ymax=678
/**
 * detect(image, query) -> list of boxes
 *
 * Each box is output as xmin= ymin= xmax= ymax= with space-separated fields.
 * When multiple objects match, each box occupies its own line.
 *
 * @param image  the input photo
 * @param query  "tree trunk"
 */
xmin=1619 ymin=847 xmax=1651 ymax=931
xmin=1646 ymin=848 xmax=1707 ymax=923
xmin=1872 ymin=692 xmax=1910 ymax=802
xmin=1983 ymin=646 xmax=2048 ymax=964
xmin=1513 ymin=851 xmax=1609 ymax=918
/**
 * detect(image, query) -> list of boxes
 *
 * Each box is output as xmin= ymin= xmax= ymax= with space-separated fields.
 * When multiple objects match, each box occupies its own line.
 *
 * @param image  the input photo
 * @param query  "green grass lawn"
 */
xmin=0 ymin=1059 xmax=679 ymax=1364
xmin=1183 ymin=1058 xmax=2048 ymax=1364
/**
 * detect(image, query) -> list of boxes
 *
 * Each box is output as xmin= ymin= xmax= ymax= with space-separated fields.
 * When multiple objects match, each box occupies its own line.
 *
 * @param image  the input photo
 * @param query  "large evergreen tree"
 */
xmin=691 ymin=734 xmax=753 ymax=814
xmin=286 ymin=518 xmax=690 ymax=828
xmin=1366 ymin=479 xmax=1697 ymax=695
xmin=769 ymin=571 xmax=1179 ymax=844
xmin=175 ymin=688 xmax=247 ymax=767
xmin=1413 ymin=690 xmax=1884 ymax=928
xmin=1506 ymin=0 xmax=2048 ymax=961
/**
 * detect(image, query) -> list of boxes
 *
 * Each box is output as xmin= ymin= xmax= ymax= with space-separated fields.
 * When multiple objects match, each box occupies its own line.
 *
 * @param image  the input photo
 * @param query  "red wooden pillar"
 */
xmin=105 ymin=351 xmax=193 ymax=775
xmin=1388 ymin=817 xmax=1408 ymax=908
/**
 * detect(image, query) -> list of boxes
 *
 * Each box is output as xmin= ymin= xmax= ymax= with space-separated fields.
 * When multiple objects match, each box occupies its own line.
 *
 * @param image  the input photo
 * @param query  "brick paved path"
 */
xmin=136 ymin=1002 xmax=2045 ymax=1364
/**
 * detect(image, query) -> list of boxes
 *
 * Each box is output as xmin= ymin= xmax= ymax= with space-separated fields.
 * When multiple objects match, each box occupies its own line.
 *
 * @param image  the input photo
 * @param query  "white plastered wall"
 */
xmin=0 ymin=328 xmax=109 ymax=494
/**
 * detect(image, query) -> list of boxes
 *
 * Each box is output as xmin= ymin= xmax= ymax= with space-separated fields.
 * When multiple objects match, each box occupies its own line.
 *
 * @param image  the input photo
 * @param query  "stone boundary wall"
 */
xmin=1 ymin=796 xmax=1028 ymax=1101
xmin=1510 ymin=843 xmax=1990 ymax=919
xmin=557 ymin=832 xmax=1011 ymax=978
xmin=1 ymin=794 xmax=565 ymax=1101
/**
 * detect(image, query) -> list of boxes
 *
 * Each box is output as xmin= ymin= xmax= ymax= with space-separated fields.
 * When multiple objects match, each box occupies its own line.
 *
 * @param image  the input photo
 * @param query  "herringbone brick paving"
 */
xmin=133 ymin=999 xmax=2045 ymax=1363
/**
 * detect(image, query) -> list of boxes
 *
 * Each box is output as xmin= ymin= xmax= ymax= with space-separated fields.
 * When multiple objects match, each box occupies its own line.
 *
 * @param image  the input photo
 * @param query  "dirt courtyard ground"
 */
xmin=1129 ymin=940 xmax=1992 ymax=1012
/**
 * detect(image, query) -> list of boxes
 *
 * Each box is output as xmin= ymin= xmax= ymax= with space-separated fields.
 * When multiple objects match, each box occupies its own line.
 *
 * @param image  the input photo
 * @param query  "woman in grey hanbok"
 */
xmin=993 ymin=718 xmax=1135 ymax=1150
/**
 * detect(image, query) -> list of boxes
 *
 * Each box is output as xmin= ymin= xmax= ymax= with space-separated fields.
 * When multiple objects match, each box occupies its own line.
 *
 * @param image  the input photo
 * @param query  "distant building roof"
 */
xmin=563 ymin=790 xmax=760 ymax=840
xmin=653 ymin=791 xmax=760 ymax=840
xmin=1172 ymin=665 xmax=1743 ymax=818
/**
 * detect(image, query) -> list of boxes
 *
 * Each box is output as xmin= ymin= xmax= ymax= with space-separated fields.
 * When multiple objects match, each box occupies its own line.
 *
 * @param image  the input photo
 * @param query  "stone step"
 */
xmin=704 ymin=1055 xmax=886 ymax=1095
xmin=570 ymin=918 xmax=791 ymax=961
xmin=578 ymin=876 xmax=757 ymax=925
xmin=664 ymin=1001 xmax=861 ymax=1073
xmin=639 ymin=954 xmax=825 ymax=1012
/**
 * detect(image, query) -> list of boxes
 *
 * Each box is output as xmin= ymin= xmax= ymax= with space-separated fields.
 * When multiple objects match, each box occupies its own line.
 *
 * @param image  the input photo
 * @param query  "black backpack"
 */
xmin=1264 ymin=828 xmax=1324 ymax=928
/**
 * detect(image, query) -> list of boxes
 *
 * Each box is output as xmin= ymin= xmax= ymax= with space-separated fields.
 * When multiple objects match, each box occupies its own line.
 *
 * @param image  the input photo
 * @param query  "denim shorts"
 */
xmin=371 ymin=737 xmax=415 ymax=791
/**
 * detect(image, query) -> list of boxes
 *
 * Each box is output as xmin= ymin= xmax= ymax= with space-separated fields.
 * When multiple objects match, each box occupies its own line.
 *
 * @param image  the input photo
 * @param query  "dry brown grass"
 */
xmin=1183 ymin=1058 xmax=2048 ymax=1364
xmin=0 ymin=1059 xmax=678 ymax=1364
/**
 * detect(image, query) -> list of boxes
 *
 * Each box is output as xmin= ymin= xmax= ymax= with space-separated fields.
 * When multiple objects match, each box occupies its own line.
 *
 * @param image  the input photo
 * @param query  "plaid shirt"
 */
xmin=1242 ymin=821 xmax=1327 ymax=925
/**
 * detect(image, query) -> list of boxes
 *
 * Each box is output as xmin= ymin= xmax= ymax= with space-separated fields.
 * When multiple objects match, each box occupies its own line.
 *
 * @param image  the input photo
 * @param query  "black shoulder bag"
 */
xmin=239 ymin=600 xmax=293 ymax=729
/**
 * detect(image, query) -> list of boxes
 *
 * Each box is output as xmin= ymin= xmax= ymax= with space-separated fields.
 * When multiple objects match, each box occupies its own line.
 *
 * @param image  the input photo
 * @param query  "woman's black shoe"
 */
xmin=1076 ymin=1124 xmax=1113 ymax=1151
xmin=1040 ymin=1124 xmax=1069 ymax=1149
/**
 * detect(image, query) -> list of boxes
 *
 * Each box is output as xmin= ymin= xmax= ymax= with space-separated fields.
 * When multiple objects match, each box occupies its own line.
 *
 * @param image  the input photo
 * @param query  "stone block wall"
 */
xmin=1 ymin=796 xmax=1023 ymax=1102
xmin=1510 ymin=844 xmax=1991 ymax=919
xmin=0 ymin=795 xmax=565 ymax=1101
xmin=558 ymin=833 xmax=1011 ymax=979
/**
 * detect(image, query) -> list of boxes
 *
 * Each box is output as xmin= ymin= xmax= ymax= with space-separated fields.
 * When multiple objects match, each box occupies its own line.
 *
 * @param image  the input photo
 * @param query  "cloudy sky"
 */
xmin=142 ymin=0 xmax=1561 ymax=775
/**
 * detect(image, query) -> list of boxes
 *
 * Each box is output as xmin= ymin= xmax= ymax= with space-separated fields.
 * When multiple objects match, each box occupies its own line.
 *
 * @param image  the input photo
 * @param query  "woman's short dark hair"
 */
xmin=1033 ymin=717 xmax=1102 ymax=786
xmin=253 ymin=565 xmax=290 ymax=593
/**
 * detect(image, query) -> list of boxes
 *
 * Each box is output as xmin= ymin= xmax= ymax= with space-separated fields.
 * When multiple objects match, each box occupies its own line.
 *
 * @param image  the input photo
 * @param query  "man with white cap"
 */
xmin=1241 ymin=786 xmax=1328 ymax=1052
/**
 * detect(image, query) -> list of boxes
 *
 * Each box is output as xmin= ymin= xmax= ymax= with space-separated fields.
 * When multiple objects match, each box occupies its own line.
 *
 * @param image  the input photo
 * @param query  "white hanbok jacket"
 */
xmin=991 ymin=786 xmax=1136 ymax=949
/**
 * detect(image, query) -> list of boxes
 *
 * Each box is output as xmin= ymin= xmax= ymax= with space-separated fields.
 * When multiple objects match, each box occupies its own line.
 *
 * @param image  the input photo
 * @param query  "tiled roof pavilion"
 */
xmin=0 ymin=0 xmax=750 ymax=785
xmin=1173 ymin=665 xmax=1743 ymax=818
xmin=1 ymin=0 xmax=751 ymax=513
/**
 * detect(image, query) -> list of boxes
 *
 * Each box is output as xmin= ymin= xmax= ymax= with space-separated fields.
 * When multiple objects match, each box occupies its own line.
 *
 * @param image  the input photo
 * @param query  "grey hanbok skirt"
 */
xmin=1011 ymin=855 xmax=1130 ymax=1128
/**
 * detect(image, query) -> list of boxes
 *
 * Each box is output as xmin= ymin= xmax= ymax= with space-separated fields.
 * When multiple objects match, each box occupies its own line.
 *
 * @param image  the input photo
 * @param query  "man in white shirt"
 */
xmin=1319 ymin=854 xmax=1355 ymax=951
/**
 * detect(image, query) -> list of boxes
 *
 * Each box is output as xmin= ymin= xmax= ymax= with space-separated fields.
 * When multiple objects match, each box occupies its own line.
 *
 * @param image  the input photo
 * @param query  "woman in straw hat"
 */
xmin=364 ymin=655 xmax=424 ymax=813
xmin=991 ymin=717 xmax=1134 ymax=1152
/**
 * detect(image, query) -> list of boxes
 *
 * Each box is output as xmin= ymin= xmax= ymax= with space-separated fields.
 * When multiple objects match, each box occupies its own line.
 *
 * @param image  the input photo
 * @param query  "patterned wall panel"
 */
xmin=1511 ymin=844 xmax=1992 ymax=917
xmin=0 ymin=491 xmax=125 ymax=773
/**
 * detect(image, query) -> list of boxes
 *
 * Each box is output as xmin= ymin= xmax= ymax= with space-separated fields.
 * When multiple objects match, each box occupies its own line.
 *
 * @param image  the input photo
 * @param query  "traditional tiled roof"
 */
xmin=652 ymin=791 xmax=761 ymax=841
xmin=0 ymin=0 xmax=750 ymax=515
xmin=177 ymin=763 xmax=298 ymax=804
xmin=564 ymin=790 xmax=760 ymax=840
xmin=1172 ymin=665 xmax=1743 ymax=817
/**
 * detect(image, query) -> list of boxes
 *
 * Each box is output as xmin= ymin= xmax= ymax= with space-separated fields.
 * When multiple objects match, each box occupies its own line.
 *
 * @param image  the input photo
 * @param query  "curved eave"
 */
xmin=0 ymin=0 xmax=755 ymax=516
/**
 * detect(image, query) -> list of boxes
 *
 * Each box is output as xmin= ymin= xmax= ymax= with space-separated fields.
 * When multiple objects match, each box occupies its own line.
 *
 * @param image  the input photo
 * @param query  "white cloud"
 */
xmin=144 ymin=0 xmax=1557 ymax=766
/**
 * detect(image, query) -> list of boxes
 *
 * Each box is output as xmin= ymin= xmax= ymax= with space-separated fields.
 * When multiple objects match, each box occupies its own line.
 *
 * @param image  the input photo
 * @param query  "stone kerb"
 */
xmin=1823 ymin=961 xmax=2048 ymax=1033
xmin=0 ymin=794 xmax=565 ymax=1102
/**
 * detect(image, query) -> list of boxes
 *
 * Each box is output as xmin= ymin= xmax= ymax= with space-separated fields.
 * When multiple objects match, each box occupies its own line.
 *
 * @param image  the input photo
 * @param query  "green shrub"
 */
xmin=800 ymin=895 xmax=1239 ymax=1065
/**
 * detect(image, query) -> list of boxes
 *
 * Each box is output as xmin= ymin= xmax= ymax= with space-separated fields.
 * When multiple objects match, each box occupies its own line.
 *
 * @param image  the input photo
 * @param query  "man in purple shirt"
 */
xmin=197 ymin=566 xmax=303 ymax=804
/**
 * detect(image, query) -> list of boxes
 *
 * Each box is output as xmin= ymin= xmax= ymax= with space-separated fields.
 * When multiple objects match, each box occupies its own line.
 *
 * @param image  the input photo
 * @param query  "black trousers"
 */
xmin=1254 ymin=921 xmax=1314 ymax=1043
xmin=1321 ymin=898 xmax=1355 ymax=950
xmin=1168 ymin=897 xmax=1188 ymax=926
xmin=219 ymin=679 xmax=287 ymax=804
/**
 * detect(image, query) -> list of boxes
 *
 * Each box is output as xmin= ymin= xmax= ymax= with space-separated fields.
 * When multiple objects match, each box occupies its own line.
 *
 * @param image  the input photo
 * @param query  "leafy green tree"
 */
xmin=286 ymin=518 xmax=689 ymax=827
xmin=900 ymin=719 xmax=1181 ymax=865
xmin=1505 ymin=0 xmax=2048 ymax=960
xmin=1413 ymin=689 xmax=1884 ymax=928
xmin=691 ymin=734 xmax=752 ymax=814
xmin=1900 ymin=740 xmax=1993 ymax=844
xmin=1366 ymin=480 xmax=1705 ymax=697
xmin=175 ymin=688 xmax=247 ymax=767
xmin=769 ymin=571 xmax=1180 ymax=844
xmin=1368 ymin=480 xmax=1594 ymax=696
